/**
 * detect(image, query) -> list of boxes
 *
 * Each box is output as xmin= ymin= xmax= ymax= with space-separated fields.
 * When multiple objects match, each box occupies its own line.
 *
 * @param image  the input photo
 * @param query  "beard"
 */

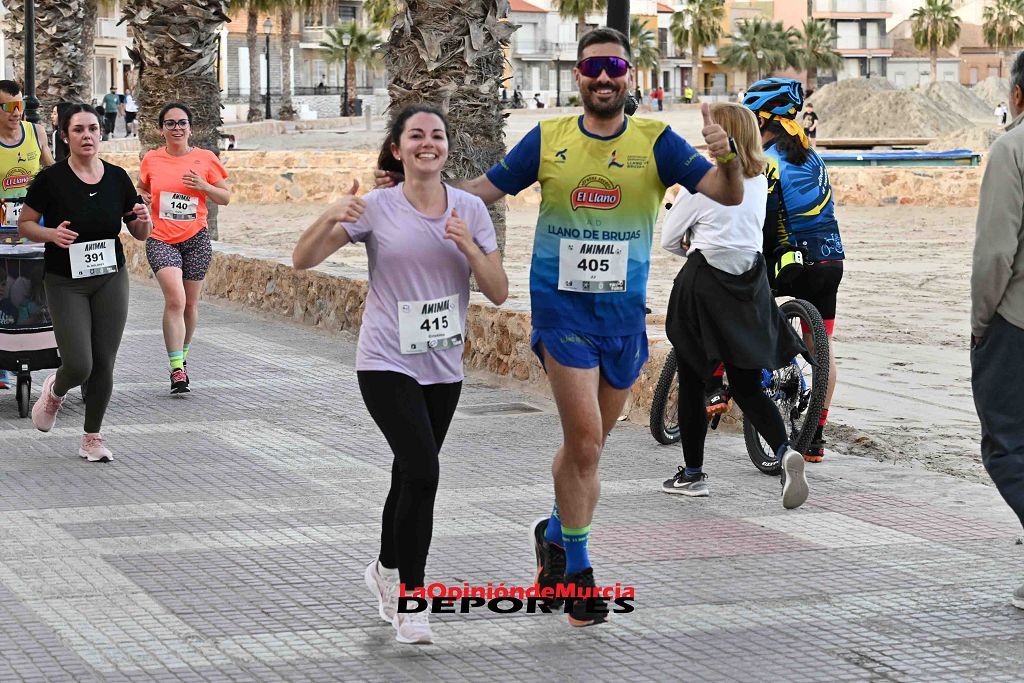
xmin=581 ymin=82 xmax=627 ymax=119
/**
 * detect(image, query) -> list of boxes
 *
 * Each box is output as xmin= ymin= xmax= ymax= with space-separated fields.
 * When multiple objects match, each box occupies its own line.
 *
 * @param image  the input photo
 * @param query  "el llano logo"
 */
xmin=570 ymin=174 xmax=621 ymax=211
xmin=2 ymin=167 xmax=31 ymax=191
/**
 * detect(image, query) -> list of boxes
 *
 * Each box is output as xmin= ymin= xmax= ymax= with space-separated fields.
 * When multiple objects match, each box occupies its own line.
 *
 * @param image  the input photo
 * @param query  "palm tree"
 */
xmin=321 ymin=23 xmax=383 ymax=114
xmin=229 ymin=0 xmax=275 ymax=122
xmin=363 ymin=0 xmax=399 ymax=30
xmin=123 ymin=0 xmax=230 ymax=238
xmin=554 ymin=0 xmax=607 ymax=41
xmin=383 ymin=0 xmax=515 ymax=252
xmin=983 ymin=0 xmax=1024 ymax=78
xmin=277 ymin=2 xmax=299 ymax=120
xmin=629 ymin=16 xmax=660 ymax=91
xmin=720 ymin=16 xmax=797 ymax=83
xmin=911 ymin=0 xmax=961 ymax=83
xmin=793 ymin=18 xmax=842 ymax=91
xmin=2 ymin=0 xmax=91 ymax=112
xmin=671 ymin=0 xmax=725 ymax=100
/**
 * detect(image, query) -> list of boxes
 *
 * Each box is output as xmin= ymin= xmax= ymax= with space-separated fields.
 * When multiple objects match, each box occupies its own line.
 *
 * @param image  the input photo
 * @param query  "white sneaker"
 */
xmin=31 ymin=373 xmax=64 ymax=432
xmin=393 ymin=611 xmax=433 ymax=644
xmin=364 ymin=560 xmax=399 ymax=624
xmin=79 ymin=433 xmax=113 ymax=463
xmin=780 ymin=448 xmax=808 ymax=509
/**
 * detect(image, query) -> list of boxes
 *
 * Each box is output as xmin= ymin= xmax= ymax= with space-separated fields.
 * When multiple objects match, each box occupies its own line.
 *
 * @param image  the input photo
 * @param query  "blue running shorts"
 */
xmin=531 ymin=327 xmax=649 ymax=390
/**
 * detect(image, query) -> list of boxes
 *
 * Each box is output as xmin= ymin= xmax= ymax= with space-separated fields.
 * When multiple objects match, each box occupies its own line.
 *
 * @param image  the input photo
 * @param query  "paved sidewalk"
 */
xmin=0 ymin=283 xmax=1021 ymax=682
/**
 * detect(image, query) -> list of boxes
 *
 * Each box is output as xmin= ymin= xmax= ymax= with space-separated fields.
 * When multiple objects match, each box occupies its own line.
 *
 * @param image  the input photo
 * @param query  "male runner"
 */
xmin=0 ymin=80 xmax=54 ymax=388
xmin=377 ymin=27 xmax=742 ymax=626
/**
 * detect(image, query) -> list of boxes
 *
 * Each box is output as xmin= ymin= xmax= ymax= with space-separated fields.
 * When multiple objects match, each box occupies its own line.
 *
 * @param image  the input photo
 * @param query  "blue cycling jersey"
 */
xmin=763 ymin=141 xmax=844 ymax=262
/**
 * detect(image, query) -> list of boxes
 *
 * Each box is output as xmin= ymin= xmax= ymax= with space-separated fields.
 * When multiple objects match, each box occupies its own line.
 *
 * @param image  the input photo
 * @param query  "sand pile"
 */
xmin=806 ymin=78 xmax=970 ymax=137
xmin=972 ymin=77 xmax=1010 ymax=108
xmin=923 ymin=124 xmax=1003 ymax=151
xmin=912 ymin=81 xmax=992 ymax=120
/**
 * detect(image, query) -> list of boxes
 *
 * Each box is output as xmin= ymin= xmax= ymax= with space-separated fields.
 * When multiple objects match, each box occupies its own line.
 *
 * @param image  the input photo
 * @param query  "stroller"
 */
xmin=0 ymin=227 xmax=60 ymax=417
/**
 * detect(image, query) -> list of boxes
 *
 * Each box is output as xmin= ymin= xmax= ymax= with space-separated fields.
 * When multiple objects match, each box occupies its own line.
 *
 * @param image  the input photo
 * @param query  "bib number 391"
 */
xmin=558 ymin=239 xmax=628 ymax=292
xmin=397 ymin=293 xmax=464 ymax=355
xmin=69 ymin=239 xmax=117 ymax=279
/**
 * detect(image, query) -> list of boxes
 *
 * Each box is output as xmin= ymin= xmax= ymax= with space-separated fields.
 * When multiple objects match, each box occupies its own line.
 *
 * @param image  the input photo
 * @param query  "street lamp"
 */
xmin=23 ymin=0 xmax=39 ymax=123
xmin=264 ymin=17 xmax=272 ymax=119
xmin=756 ymin=49 xmax=765 ymax=81
xmin=342 ymin=32 xmax=351 ymax=117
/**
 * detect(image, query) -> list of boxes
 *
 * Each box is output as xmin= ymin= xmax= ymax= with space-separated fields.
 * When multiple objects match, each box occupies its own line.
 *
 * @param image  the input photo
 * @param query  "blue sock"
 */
xmin=544 ymin=501 xmax=562 ymax=546
xmin=562 ymin=525 xmax=591 ymax=576
xmin=684 ymin=467 xmax=703 ymax=477
xmin=775 ymin=442 xmax=791 ymax=460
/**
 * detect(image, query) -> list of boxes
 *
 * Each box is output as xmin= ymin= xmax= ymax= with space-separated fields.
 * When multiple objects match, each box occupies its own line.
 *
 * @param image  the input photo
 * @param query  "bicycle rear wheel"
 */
xmin=649 ymin=349 xmax=681 ymax=445
xmin=744 ymin=298 xmax=830 ymax=473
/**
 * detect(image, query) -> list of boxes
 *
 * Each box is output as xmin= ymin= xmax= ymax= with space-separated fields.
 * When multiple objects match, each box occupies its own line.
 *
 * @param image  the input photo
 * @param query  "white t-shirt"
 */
xmin=125 ymin=94 xmax=138 ymax=113
xmin=661 ymin=174 xmax=768 ymax=258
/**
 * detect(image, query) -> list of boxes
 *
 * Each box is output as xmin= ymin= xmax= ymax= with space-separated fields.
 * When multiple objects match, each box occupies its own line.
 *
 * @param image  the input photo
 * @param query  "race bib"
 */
xmin=2 ymin=200 xmax=23 ymax=227
xmin=397 ymin=294 xmax=464 ymax=355
xmin=558 ymin=239 xmax=628 ymax=293
xmin=69 ymin=239 xmax=117 ymax=279
xmin=159 ymin=192 xmax=199 ymax=221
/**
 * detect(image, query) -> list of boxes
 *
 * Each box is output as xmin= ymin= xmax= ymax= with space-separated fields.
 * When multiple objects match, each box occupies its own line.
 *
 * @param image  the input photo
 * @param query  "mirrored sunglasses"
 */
xmin=576 ymin=56 xmax=631 ymax=79
xmin=0 ymin=101 xmax=24 ymax=114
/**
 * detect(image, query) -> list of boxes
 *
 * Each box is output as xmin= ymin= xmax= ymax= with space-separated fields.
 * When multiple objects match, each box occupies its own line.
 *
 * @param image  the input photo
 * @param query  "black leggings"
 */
xmin=357 ymin=370 xmax=462 ymax=589
xmin=676 ymin=358 xmax=787 ymax=470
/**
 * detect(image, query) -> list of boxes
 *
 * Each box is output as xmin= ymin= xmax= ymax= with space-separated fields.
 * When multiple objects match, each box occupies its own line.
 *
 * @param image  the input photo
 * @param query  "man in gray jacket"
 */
xmin=972 ymin=49 xmax=1024 ymax=609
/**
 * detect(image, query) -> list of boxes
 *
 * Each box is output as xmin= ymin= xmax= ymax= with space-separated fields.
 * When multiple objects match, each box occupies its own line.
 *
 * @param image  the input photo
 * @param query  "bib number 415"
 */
xmin=420 ymin=315 xmax=449 ymax=332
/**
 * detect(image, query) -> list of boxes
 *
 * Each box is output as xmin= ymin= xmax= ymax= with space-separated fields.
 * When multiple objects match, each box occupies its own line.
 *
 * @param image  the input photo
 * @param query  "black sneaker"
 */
xmin=530 ymin=517 xmax=566 ymax=608
xmin=565 ymin=568 xmax=610 ymax=627
xmin=661 ymin=467 xmax=710 ymax=496
xmin=170 ymin=368 xmax=190 ymax=394
xmin=803 ymin=437 xmax=825 ymax=463
xmin=183 ymin=359 xmax=190 ymax=386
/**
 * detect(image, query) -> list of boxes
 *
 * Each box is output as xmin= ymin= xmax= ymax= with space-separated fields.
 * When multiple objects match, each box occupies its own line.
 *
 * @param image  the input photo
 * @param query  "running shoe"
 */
xmin=803 ymin=437 xmax=825 ymax=463
xmin=79 ymin=433 xmax=113 ymax=463
xmin=31 ymin=373 xmax=64 ymax=432
xmin=780 ymin=448 xmax=809 ymax=509
xmin=170 ymin=368 xmax=190 ymax=394
xmin=530 ymin=517 xmax=566 ymax=608
xmin=393 ymin=611 xmax=433 ymax=644
xmin=364 ymin=560 xmax=400 ymax=624
xmin=565 ymin=568 xmax=610 ymax=627
xmin=661 ymin=467 xmax=710 ymax=496
xmin=183 ymin=360 xmax=190 ymax=386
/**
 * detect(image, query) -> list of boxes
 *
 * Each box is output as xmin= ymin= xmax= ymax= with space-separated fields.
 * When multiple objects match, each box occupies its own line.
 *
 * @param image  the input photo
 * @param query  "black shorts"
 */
xmin=786 ymin=260 xmax=843 ymax=322
xmin=125 ymin=112 xmax=137 ymax=124
xmin=804 ymin=129 xmax=817 ymax=139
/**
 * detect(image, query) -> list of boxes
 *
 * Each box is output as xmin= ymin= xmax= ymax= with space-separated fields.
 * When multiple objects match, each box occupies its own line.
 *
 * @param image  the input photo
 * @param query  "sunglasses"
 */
xmin=162 ymin=119 xmax=190 ymax=130
xmin=0 ymin=101 xmax=24 ymax=114
xmin=576 ymin=56 xmax=631 ymax=79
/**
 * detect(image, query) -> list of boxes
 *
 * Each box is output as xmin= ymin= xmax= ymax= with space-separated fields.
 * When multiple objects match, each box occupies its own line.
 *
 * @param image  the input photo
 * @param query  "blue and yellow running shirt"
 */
xmin=486 ymin=115 xmax=712 ymax=334
xmin=763 ymin=141 xmax=844 ymax=263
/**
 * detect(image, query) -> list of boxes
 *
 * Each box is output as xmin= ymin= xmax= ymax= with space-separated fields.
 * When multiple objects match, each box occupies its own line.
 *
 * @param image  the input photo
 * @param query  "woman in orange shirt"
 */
xmin=140 ymin=103 xmax=230 ymax=394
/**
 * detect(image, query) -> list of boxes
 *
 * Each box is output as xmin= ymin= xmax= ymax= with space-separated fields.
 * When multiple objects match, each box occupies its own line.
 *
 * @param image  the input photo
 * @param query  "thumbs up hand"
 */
xmin=701 ymin=103 xmax=731 ymax=162
xmin=444 ymin=208 xmax=476 ymax=257
xmin=327 ymin=178 xmax=366 ymax=224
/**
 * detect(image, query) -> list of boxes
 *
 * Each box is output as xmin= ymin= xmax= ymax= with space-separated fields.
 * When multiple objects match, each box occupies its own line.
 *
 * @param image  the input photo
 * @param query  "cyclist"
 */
xmin=743 ymin=78 xmax=843 ymax=464
xmin=659 ymin=103 xmax=809 ymax=508
xmin=139 ymin=103 xmax=230 ymax=394
xmin=378 ymin=27 xmax=741 ymax=627
xmin=0 ymin=80 xmax=54 ymax=389
xmin=294 ymin=104 xmax=507 ymax=645
xmin=19 ymin=104 xmax=151 ymax=461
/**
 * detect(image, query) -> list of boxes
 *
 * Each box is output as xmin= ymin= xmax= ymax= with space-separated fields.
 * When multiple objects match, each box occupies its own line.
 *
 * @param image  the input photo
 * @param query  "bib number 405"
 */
xmin=420 ymin=315 xmax=449 ymax=332
xmin=576 ymin=258 xmax=610 ymax=272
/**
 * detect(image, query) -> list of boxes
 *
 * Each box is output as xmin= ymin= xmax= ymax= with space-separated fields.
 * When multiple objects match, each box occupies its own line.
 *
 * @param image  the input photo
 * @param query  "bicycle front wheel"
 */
xmin=649 ymin=349 xmax=681 ymax=445
xmin=744 ymin=298 xmax=830 ymax=472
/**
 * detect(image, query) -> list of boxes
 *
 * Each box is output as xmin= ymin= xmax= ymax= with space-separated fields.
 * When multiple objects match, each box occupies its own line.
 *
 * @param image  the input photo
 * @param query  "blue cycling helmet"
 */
xmin=742 ymin=78 xmax=804 ymax=119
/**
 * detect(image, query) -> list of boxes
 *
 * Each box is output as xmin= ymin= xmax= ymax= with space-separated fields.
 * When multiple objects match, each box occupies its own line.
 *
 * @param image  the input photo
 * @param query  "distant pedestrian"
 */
xmin=801 ymin=102 xmax=819 ymax=147
xmin=124 ymin=91 xmax=138 ymax=137
xmin=101 ymin=87 xmax=119 ymax=140
xmin=533 ymin=93 xmax=545 ymax=109
xmin=655 ymin=86 xmax=664 ymax=111
xmin=996 ymin=101 xmax=1009 ymax=125
xmin=971 ymin=50 xmax=1024 ymax=610
xmin=684 ymin=85 xmax=694 ymax=104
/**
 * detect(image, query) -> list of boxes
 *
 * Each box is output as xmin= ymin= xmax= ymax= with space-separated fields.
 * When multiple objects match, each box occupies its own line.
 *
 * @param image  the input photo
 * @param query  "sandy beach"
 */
xmin=216 ymin=201 xmax=983 ymax=483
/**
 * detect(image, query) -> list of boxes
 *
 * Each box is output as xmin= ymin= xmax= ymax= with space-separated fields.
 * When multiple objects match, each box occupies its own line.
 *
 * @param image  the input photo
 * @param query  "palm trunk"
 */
xmin=82 ymin=1 xmax=98 ymax=103
xmin=246 ymin=6 xmax=263 ymax=122
xmin=384 ymin=0 xmax=516 ymax=254
xmin=577 ymin=16 xmax=587 ymax=41
xmin=347 ymin=58 xmax=357 ymax=116
xmin=2 ymin=2 xmax=24 ymax=81
xmin=807 ymin=66 xmax=817 ymax=91
xmin=278 ymin=6 xmax=297 ymax=120
xmin=691 ymin=36 xmax=701 ymax=101
xmin=124 ymin=0 xmax=229 ymax=239
xmin=34 ymin=0 xmax=91 ymax=115
xmin=930 ymin=48 xmax=937 ymax=83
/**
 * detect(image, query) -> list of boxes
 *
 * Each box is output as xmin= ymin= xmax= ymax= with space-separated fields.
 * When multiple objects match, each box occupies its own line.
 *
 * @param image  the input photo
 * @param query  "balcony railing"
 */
xmin=814 ymin=0 xmax=890 ymax=13
xmin=511 ymin=40 xmax=577 ymax=59
xmin=834 ymin=35 xmax=892 ymax=50
xmin=301 ymin=27 xmax=327 ymax=44
xmin=97 ymin=17 xmax=127 ymax=40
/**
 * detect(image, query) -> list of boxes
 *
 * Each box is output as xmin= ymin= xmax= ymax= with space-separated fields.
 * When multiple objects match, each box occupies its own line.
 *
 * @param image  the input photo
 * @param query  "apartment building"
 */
xmin=809 ymin=0 xmax=893 ymax=82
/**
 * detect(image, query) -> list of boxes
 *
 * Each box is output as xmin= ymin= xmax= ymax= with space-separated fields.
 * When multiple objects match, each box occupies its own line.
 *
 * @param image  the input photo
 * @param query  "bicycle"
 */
xmin=649 ymin=298 xmax=830 ymax=476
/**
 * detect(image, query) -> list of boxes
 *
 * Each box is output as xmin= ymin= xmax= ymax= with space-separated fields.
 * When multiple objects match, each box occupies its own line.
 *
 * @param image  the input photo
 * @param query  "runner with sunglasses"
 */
xmin=0 ymin=80 xmax=55 ymax=389
xmin=376 ymin=27 xmax=743 ymax=627
xmin=139 ymin=103 xmax=230 ymax=394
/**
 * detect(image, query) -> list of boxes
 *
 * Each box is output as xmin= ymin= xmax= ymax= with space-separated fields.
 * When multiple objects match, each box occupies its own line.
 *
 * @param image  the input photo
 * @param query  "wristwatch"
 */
xmin=716 ymin=137 xmax=738 ymax=164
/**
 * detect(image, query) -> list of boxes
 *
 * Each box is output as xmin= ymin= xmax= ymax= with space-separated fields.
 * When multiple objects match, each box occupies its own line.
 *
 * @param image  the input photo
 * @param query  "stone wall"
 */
xmin=102 ymin=150 xmax=984 ymax=208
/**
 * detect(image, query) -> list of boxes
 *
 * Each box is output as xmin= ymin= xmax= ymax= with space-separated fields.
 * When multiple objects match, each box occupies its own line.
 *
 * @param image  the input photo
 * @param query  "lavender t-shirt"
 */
xmin=344 ymin=183 xmax=498 ymax=384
